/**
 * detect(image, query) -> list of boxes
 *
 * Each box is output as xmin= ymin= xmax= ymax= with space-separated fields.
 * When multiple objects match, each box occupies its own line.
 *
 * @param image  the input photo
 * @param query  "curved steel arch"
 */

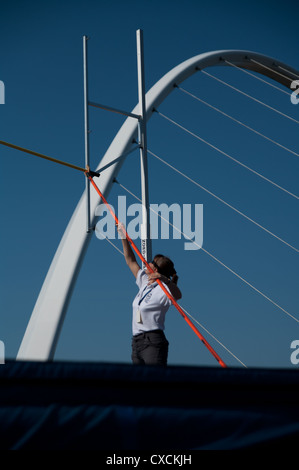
xmin=17 ymin=49 xmax=298 ymax=360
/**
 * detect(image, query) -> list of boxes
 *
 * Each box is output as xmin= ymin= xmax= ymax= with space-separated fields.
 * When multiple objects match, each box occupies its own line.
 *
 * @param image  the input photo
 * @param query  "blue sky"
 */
xmin=1 ymin=0 xmax=298 ymax=369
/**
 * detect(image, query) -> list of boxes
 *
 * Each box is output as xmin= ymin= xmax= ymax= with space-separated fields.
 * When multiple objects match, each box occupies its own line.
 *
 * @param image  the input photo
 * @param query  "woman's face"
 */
xmin=146 ymin=262 xmax=158 ymax=275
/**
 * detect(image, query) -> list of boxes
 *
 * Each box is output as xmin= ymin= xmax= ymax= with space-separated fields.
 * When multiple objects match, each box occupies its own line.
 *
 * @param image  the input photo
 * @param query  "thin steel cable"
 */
xmin=200 ymin=243 xmax=299 ymax=324
xmin=177 ymin=86 xmax=299 ymax=158
xmin=277 ymin=64 xmax=299 ymax=80
xmin=94 ymin=228 xmax=125 ymax=255
xmin=250 ymin=58 xmax=297 ymax=83
xmin=156 ymin=110 xmax=299 ymax=201
xmin=225 ymin=60 xmax=291 ymax=96
xmin=116 ymin=179 xmax=299 ymax=324
xmin=200 ymin=70 xmax=299 ymax=125
xmin=148 ymin=149 xmax=299 ymax=253
xmin=179 ymin=306 xmax=248 ymax=368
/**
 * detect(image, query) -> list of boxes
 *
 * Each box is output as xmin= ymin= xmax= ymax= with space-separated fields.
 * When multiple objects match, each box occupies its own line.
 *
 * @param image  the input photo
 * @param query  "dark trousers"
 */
xmin=131 ymin=330 xmax=169 ymax=366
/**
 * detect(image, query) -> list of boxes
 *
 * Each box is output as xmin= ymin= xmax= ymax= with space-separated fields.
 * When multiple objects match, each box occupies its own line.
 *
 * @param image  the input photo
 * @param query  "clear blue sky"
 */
xmin=1 ymin=0 xmax=298 ymax=369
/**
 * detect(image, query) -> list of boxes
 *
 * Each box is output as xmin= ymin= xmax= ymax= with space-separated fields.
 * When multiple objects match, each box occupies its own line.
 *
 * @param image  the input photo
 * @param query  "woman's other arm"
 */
xmin=147 ymin=272 xmax=182 ymax=300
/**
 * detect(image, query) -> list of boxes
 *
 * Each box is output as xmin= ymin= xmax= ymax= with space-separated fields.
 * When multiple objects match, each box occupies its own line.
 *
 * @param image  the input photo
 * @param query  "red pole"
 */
xmin=88 ymin=175 xmax=227 ymax=368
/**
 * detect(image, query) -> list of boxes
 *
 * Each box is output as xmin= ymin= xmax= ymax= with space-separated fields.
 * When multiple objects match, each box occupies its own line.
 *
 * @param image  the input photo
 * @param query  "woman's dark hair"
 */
xmin=153 ymin=254 xmax=178 ymax=285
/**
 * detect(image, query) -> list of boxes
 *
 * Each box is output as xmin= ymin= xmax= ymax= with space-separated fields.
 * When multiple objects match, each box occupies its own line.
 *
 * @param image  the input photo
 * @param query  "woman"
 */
xmin=117 ymin=223 xmax=182 ymax=366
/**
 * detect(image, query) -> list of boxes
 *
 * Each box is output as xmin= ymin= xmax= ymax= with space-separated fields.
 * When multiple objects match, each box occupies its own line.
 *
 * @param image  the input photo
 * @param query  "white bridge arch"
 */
xmin=17 ymin=49 xmax=298 ymax=361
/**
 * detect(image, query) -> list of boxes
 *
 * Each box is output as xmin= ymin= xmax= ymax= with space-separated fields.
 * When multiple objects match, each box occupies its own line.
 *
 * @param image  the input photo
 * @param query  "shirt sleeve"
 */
xmin=160 ymin=283 xmax=172 ymax=307
xmin=136 ymin=268 xmax=147 ymax=289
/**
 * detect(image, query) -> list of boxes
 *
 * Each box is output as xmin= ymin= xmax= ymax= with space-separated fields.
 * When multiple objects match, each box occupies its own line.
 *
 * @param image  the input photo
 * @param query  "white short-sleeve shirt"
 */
xmin=132 ymin=269 xmax=172 ymax=336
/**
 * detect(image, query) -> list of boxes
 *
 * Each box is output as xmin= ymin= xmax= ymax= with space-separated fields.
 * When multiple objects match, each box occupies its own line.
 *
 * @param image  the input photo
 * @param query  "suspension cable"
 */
xmin=95 ymin=228 xmax=125 ymax=256
xmin=224 ymin=60 xmax=292 ymax=96
xmin=155 ymin=110 xmax=299 ymax=201
xmin=176 ymin=86 xmax=299 ymax=159
xmin=116 ymin=178 xmax=299 ymax=325
xmin=200 ymin=70 xmax=299 ymax=125
xmin=148 ymin=149 xmax=299 ymax=253
xmin=179 ymin=305 xmax=247 ymax=368
xmin=276 ymin=64 xmax=299 ymax=80
xmin=250 ymin=59 xmax=298 ymax=83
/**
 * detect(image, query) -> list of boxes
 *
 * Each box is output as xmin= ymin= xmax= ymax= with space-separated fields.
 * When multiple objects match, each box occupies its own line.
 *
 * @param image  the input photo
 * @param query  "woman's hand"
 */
xmin=147 ymin=272 xmax=169 ymax=285
xmin=116 ymin=222 xmax=126 ymax=239
xmin=148 ymin=270 xmax=182 ymax=300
